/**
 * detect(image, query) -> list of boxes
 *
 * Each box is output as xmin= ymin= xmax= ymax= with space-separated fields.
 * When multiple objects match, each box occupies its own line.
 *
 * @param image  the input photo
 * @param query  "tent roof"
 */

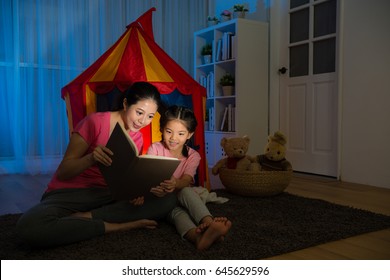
xmin=61 ymin=7 xmax=205 ymax=101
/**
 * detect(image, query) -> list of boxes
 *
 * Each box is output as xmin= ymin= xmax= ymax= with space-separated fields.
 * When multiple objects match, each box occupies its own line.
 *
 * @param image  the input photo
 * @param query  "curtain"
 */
xmin=0 ymin=0 xmax=208 ymax=175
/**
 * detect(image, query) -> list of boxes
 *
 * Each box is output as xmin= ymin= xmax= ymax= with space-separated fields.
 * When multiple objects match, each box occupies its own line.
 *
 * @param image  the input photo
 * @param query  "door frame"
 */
xmin=269 ymin=0 xmax=341 ymax=179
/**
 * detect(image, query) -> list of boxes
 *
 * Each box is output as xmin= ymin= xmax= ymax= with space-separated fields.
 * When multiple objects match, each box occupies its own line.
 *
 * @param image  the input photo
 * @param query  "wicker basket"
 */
xmin=218 ymin=168 xmax=292 ymax=196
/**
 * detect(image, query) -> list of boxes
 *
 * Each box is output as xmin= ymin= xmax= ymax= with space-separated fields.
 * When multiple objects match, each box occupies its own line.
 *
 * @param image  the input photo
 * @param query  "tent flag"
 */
xmin=61 ymin=7 xmax=208 ymax=186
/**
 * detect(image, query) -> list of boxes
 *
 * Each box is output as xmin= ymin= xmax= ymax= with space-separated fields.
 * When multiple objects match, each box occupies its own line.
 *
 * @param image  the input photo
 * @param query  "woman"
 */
xmin=16 ymin=82 xmax=177 ymax=248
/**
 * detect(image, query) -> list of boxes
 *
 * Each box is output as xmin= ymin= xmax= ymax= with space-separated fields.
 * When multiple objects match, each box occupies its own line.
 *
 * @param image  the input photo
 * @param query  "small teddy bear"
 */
xmin=211 ymin=135 xmax=253 ymax=175
xmin=255 ymin=131 xmax=292 ymax=171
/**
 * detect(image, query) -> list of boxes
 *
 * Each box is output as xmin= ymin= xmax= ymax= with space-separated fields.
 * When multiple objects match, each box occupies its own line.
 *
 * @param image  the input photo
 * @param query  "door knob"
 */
xmin=278 ymin=67 xmax=288 ymax=74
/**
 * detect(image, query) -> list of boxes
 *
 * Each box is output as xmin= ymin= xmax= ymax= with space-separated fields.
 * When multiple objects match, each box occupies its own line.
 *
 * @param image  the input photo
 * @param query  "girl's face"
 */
xmin=123 ymin=98 xmax=158 ymax=132
xmin=162 ymin=119 xmax=194 ymax=155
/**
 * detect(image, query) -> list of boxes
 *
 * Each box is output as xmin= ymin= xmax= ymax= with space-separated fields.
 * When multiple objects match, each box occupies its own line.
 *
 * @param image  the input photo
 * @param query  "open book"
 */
xmin=99 ymin=122 xmax=180 ymax=200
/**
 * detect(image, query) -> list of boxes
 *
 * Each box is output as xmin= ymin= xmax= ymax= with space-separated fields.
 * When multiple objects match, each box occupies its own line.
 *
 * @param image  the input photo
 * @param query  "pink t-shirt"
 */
xmin=46 ymin=112 xmax=143 ymax=192
xmin=147 ymin=141 xmax=201 ymax=182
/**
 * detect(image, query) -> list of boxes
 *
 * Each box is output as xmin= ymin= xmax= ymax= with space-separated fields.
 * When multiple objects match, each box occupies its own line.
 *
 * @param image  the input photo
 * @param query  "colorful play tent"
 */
xmin=61 ymin=8 xmax=207 ymax=186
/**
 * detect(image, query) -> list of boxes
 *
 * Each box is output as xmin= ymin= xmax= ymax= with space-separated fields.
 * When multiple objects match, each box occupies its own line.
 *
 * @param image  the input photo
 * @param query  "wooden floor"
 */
xmin=268 ymin=174 xmax=390 ymax=260
xmin=1 ymin=173 xmax=389 ymax=259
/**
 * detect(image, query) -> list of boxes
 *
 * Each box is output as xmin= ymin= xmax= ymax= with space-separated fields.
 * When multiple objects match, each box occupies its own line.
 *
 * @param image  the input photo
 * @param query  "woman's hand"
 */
xmin=57 ymin=134 xmax=112 ymax=180
xmin=150 ymin=186 xmax=168 ymax=197
xmin=130 ymin=196 xmax=144 ymax=206
xmin=91 ymin=145 xmax=113 ymax=166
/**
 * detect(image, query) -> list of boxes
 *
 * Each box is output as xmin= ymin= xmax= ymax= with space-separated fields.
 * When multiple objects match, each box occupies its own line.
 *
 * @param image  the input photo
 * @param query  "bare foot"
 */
xmin=71 ymin=212 xmax=157 ymax=233
xmin=196 ymin=218 xmax=232 ymax=251
xmin=196 ymin=217 xmax=228 ymax=233
xmin=71 ymin=211 xmax=92 ymax=218
xmin=105 ymin=219 xmax=158 ymax=233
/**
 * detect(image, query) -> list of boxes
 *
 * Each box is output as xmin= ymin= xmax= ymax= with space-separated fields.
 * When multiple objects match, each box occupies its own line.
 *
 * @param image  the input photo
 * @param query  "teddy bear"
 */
xmin=211 ymin=135 xmax=253 ymax=175
xmin=255 ymin=131 xmax=292 ymax=171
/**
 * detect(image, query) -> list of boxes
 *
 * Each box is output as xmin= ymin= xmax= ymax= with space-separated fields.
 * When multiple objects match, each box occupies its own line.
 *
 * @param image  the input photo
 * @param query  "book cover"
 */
xmin=228 ymin=104 xmax=232 ymax=131
xmin=99 ymin=123 xmax=180 ymax=200
xmin=220 ymin=106 xmax=228 ymax=131
xmin=208 ymin=107 xmax=214 ymax=131
xmin=215 ymin=39 xmax=222 ymax=62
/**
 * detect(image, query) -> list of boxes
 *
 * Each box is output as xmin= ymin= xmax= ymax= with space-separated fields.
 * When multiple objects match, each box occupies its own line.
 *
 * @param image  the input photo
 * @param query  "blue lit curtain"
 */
xmin=0 ymin=0 xmax=208 ymax=174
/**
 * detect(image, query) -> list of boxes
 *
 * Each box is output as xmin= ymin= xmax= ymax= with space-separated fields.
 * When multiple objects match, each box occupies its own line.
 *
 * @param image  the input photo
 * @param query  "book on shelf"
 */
xmin=231 ymin=106 xmax=236 ymax=131
xmin=199 ymin=72 xmax=214 ymax=98
xmin=215 ymin=39 xmax=222 ymax=62
xmin=208 ymin=107 xmax=215 ymax=131
xmin=199 ymin=74 xmax=206 ymax=87
xmin=199 ymin=75 xmax=207 ymax=96
xmin=220 ymin=107 xmax=228 ymax=131
xmin=99 ymin=122 xmax=180 ymax=200
xmin=207 ymin=72 xmax=214 ymax=98
xmin=228 ymin=104 xmax=232 ymax=131
xmin=231 ymin=35 xmax=236 ymax=59
xmin=222 ymin=32 xmax=234 ymax=60
xmin=222 ymin=33 xmax=227 ymax=60
xmin=212 ymin=39 xmax=215 ymax=63
xmin=220 ymin=105 xmax=235 ymax=132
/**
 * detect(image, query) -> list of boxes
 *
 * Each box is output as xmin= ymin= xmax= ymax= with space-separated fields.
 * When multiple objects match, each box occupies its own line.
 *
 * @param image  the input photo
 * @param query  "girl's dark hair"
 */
xmin=123 ymin=81 xmax=162 ymax=109
xmin=160 ymin=105 xmax=198 ymax=157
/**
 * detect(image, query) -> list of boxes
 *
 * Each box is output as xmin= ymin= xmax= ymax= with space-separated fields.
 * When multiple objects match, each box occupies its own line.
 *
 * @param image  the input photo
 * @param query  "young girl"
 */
xmin=17 ymin=82 xmax=177 ymax=248
xmin=147 ymin=105 xmax=232 ymax=250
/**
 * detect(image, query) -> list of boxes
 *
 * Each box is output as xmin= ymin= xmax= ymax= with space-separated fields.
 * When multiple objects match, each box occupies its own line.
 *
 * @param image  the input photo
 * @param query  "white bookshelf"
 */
xmin=194 ymin=18 xmax=269 ymax=167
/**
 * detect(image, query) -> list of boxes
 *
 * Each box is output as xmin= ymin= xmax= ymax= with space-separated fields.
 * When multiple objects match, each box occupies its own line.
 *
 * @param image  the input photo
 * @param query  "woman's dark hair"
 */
xmin=123 ymin=81 xmax=162 ymax=109
xmin=160 ymin=105 xmax=198 ymax=157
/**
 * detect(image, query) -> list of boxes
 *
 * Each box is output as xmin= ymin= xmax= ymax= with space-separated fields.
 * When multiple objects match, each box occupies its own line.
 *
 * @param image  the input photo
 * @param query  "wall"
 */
xmin=339 ymin=0 xmax=390 ymax=188
xmin=214 ymin=0 xmax=269 ymax=22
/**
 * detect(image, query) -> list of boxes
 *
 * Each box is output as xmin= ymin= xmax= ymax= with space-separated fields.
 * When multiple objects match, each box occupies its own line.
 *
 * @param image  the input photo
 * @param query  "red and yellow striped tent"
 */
xmin=61 ymin=8 xmax=208 ymax=186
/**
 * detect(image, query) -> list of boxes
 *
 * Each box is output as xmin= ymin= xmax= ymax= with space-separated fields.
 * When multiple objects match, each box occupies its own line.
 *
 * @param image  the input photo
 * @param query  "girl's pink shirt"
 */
xmin=147 ymin=141 xmax=201 ymax=182
xmin=46 ymin=112 xmax=143 ymax=192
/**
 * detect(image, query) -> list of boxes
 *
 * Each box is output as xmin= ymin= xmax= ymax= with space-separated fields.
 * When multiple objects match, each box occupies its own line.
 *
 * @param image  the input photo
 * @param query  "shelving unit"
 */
xmin=194 ymin=18 xmax=269 ymax=167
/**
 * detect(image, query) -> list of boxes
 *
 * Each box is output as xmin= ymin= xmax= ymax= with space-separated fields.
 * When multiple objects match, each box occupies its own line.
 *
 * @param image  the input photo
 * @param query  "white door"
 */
xmin=279 ymin=0 xmax=338 ymax=177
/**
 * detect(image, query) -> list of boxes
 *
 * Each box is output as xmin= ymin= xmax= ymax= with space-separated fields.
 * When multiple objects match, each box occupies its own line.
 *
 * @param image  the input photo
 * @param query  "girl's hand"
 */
xmin=160 ymin=178 xmax=176 ymax=193
xmin=91 ymin=145 xmax=113 ymax=166
xmin=130 ymin=196 xmax=144 ymax=206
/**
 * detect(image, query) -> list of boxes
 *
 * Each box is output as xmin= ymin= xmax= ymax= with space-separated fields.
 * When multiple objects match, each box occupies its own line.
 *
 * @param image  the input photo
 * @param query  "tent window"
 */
xmin=96 ymin=87 xmax=124 ymax=112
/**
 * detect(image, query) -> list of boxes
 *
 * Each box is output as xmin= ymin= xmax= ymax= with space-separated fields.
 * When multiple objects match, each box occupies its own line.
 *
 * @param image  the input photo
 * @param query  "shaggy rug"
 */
xmin=1 ymin=190 xmax=389 ymax=260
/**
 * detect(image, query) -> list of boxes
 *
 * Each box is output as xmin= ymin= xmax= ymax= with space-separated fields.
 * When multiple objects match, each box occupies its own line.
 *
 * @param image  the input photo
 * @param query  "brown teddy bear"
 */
xmin=211 ymin=135 xmax=253 ymax=175
xmin=255 ymin=131 xmax=292 ymax=171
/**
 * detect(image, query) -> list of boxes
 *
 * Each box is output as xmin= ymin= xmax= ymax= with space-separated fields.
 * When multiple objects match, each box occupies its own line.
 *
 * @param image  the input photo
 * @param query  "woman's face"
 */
xmin=123 ymin=98 xmax=158 ymax=132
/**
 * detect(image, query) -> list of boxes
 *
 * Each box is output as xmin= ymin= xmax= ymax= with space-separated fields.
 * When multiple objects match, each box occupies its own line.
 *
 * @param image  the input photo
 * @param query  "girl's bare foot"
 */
xmin=196 ymin=217 xmax=228 ymax=233
xmin=196 ymin=218 xmax=232 ymax=251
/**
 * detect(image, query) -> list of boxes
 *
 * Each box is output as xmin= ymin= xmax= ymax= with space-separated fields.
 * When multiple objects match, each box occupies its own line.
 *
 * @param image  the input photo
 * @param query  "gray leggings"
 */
xmin=16 ymin=187 xmax=177 ymax=248
xmin=168 ymin=187 xmax=211 ymax=238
